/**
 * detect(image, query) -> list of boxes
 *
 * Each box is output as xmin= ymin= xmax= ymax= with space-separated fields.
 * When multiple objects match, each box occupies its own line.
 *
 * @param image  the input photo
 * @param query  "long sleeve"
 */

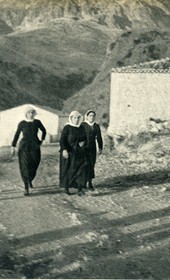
xmin=38 ymin=120 xmax=46 ymax=141
xmin=96 ymin=124 xmax=103 ymax=150
xmin=60 ymin=126 xmax=69 ymax=151
xmin=11 ymin=122 xmax=22 ymax=147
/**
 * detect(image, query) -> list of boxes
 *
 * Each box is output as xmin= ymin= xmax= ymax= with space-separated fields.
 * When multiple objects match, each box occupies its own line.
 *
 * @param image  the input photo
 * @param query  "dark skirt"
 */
xmin=86 ymin=148 xmax=97 ymax=180
xmin=59 ymin=148 xmax=87 ymax=189
xmin=18 ymin=148 xmax=41 ymax=184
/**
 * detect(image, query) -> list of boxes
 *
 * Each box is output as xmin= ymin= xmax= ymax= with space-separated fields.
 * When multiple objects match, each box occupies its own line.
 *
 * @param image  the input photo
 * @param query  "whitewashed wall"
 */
xmin=0 ymin=104 xmax=59 ymax=147
xmin=108 ymin=72 xmax=170 ymax=136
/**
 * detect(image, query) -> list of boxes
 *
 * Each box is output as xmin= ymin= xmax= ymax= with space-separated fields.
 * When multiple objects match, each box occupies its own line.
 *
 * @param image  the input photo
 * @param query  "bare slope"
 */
xmin=0 ymin=19 xmax=108 ymax=110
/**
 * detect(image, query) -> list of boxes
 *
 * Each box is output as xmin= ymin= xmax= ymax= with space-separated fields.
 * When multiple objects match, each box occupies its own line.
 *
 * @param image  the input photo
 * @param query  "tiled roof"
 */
xmin=112 ymin=58 xmax=170 ymax=73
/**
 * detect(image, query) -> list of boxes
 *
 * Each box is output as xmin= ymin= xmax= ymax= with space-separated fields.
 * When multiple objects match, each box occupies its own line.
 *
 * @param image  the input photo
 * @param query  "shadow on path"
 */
xmin=0 ymin=185 xmax=63 ymax=201
xmin=96 ymin=168 xmax=170 ymax=193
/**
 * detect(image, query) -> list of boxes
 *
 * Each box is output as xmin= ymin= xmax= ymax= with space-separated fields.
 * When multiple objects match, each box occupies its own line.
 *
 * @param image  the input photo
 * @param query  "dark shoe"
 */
xmin=83 ymin=184 xmax=87 ymax=189
xmin=89 ymin=186 xmax=95 ymax=191
xmin=24 ymin=190 xmax=29 ymax=196
xmin=24 ymin=182 xmax=29 ymax=196
xmin=88 ymin=181 xmax=94 ymax=190
xmin=78 ymin=190 xmax=85 ymax=196
xmin=65 ymin=189 xmax=71 ymax=195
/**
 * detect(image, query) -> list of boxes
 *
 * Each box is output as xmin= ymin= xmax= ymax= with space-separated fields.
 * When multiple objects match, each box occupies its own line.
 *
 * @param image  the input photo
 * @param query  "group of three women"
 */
xmin=11 ymin=107 xmax=103 ymax=196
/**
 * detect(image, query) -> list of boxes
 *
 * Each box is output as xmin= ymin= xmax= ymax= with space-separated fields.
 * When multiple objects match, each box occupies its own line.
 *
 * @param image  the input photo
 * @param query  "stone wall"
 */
xmin=108 ymin=69 xmax=170 ymax=137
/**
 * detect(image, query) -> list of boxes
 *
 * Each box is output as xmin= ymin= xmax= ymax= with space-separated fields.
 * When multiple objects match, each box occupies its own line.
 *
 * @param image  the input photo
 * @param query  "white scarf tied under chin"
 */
xmin=84 ymin=109 xmax=96 ymax=126
xmin=24 ymin=106 xmax=37 ymax=122
xmin=67 ymin=111 xmax=83 ymax=127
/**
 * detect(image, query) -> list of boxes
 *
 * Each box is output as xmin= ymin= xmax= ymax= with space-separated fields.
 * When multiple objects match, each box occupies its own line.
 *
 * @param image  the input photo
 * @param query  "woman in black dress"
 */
xmin=11 ymin=106 xmax=46 ymax=196
xmin=59 ymin=111 xmax=88 ymax=196
xmin=82 ymin=110 xmax=103 ymax=191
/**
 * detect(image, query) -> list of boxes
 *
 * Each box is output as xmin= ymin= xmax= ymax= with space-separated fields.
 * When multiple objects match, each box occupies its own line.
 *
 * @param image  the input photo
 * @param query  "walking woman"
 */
xmin=11 ymin=106 xmax=46 ymax=196
xmin=59 ymin=111 xmax=88 ymax=196
xmin=82 ymin=110 xmax=103 ymax=191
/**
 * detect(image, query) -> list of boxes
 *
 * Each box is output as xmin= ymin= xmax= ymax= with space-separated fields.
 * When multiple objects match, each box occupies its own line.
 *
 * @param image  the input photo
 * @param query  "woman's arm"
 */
xmin=60 ymin=126 xmax=70 ymax=150
xmin=11 ymin=122 xmax=22 ymax=155
xmin=96 ymin=124 xmax=103 ymax=152
xmin=38 ymin=120 xmax=46 ymax=142
xmin=60 ymin=126 xmax=69 ymax=158
xmin=11 ymin=122 xmax=22 ymax=147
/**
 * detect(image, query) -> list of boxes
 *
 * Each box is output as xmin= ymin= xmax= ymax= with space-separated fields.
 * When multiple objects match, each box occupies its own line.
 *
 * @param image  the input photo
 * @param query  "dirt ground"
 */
xmin=0 ymin=135 xmax=170 ymax=279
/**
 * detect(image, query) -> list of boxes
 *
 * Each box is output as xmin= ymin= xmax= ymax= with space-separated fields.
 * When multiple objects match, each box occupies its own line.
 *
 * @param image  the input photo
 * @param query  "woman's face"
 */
xmin=26 ymin=110 xmax=35 ymax=120
xmin=71 ymin=115 xmax=80 ymax=125
xmin=87 ymin=112 xmax=95 ymax=123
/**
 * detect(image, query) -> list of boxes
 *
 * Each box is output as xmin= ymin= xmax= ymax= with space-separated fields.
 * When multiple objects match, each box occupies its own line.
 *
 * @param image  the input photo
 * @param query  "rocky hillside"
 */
xmin=64 ymin=29 xmax=170 ymax=126
xmin=1 ymin=0 xmax=170 ymax=31
xmin=0 ymin=0 xmax=170 ymax=115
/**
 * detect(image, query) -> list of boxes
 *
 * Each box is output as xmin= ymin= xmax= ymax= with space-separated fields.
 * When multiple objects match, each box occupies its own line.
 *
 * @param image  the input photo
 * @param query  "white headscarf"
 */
xmin=84 ymin=110 xmax=96 ymax=126
xmin=67 ymin=111 xmax=83 ymax=127
xmin=24 ymin=105 xmax=37 ymax=121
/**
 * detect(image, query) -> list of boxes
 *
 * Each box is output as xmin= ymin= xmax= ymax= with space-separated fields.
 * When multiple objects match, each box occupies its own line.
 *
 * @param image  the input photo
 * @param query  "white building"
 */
xmin=108 ymin=59 xmax=170 ymax=137
xmin=0 ymin=104 xmax=69 ymax=147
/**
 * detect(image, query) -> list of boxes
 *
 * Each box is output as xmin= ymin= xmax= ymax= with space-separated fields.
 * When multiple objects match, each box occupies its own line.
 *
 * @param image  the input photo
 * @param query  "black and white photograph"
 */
xmin=0 ymin=0 xmax=170 ymax=279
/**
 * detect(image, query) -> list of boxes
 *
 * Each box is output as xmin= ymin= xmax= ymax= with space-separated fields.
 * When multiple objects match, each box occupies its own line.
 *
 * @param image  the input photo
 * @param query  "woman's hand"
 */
xmin=11 ymin=146 xmax=16 ymax=156
xmin=79 ymin=141 xmax=84 ymax=148
xmin=62 ymin=149 xmax=69 ymax=159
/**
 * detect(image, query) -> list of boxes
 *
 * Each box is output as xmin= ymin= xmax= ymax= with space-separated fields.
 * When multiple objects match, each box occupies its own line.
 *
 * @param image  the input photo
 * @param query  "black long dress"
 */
xmin=12 ymin=119 xmax=46 ymax=186
xmin=82 ymin=122 xmax=103 ymax=181
xmin=59 ymin=124 xmax=88 ymax=190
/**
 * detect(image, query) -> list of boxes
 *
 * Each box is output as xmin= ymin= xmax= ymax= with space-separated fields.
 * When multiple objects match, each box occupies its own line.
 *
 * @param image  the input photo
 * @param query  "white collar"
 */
xmin=84 ymin=120 xmax=95 ymax=126
xmin=66 ymin=122 xmax=81 ymax=128
xmin=24 ymin=119 xmax=34 ymax=122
